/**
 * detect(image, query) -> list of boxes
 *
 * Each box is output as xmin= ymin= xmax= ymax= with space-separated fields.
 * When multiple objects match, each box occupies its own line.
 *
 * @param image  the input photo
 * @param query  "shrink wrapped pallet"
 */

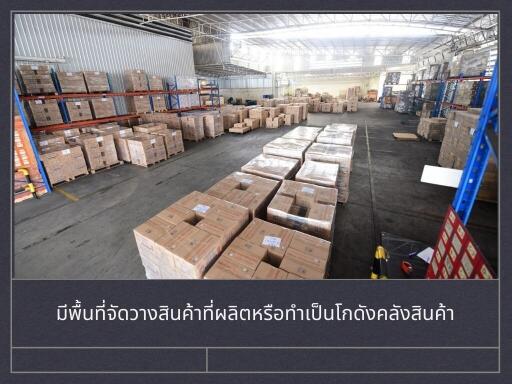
xmin=241 ymin=154 xmax=300 ymax=181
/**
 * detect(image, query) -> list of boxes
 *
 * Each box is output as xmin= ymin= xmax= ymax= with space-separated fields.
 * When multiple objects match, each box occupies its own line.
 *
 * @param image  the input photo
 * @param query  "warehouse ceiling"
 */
xmin=137 ymin=13 xmax=498 ymax=77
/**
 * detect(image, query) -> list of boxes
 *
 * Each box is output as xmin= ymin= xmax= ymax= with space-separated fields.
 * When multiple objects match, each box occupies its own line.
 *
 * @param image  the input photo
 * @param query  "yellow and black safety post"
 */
xmin=370 ymin=245 xmax=388 ymax=279
xmin=16 ymin=168 xmax=38 ymax=199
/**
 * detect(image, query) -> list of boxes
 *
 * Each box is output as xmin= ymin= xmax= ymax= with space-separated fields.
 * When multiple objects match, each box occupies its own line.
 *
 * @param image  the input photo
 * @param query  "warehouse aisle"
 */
xmin=14 ymin=103 xmax=497 ymax=279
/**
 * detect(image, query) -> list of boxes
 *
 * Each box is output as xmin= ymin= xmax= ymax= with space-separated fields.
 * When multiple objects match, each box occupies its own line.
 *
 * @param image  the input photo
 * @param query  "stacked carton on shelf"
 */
xmin=83 ymin=71 xmax=110 ymax=93
xmin=90 ymin=97 xmax=117 ymax=118
xmin=56 ymin=71 xmax=88 ymax=93
xmin=65 ymin=100 xmax=93 ymax=122
xmin=127 ymin=95 xmax=152 ymax=114
xmin=18 ymin=64 xmax=57 ymax=94
xmin=148 ymin=75 xmax=164 ymax=91
xmin=28 ymin=99 xmax=63 ymax=127
xmin=124 ymin=69 xmax=148 ymax=91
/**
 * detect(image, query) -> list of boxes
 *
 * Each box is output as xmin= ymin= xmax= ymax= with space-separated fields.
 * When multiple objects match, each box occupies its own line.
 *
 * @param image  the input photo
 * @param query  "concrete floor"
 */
xmin=14 ymin=103 xmax=498 ymax=279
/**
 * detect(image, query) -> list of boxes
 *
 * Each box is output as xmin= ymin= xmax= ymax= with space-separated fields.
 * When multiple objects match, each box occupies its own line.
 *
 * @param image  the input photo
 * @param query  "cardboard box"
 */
xmin=229 ymin=125 xmax=251 ymax=134
xmin=263 ymin=137 xmax=312 ymax=164
xmin=316 ymin=130 xmax=355 ymax=147
xmin=83 ymin=71 xmax=110 ymax=93
xmin=237 ymin=109 xmax=249 ymax=122
xmin=40 ymin=144 xmax=88 ymax=184
xmin=90 ymin=97 xmax=117 ymax=118
xmin=204 ymin=237 xmax=267 ymax=279
xmin=249 ymin=108 xmax=269 ymax=127
xmin=241 ymin=154 xmax=300 ymax=181
xmin=438 ymin=110 xmax=496 ymax=202
xmin=52 ymin=128 xmax=81 ymax=140
xmin=283 ymin=125 xmax=323 ymax=142
xmin=127 ymin=134 xmax=167 ymax=167
xmin=127 ymin=95 xmax=151 ymax=114
xmin=18 ymin=67 xmax=57 ymax=94
xmin=141 ymin=112 xmax=181 ymax=130
xmin=321 ymin=103 xmax=333 ymax=113
xmin=68 ymin=133 xmax=119 ymax=171
xmin=295 ymin=160 xmax=339 ymax=189
xmin=124 ymin=69 xmax=148 ymax=91
xmin=238 ymin=218 xmax=331 ymax=278
xmin=252 ymin=262 xmax=289 ymax=280
xmin=56 ymin=71 xmax=87 ymax=93
xmin=417 ymin=117 xmax=447 ymax=141
xmin=244 ymin=118 xmax=260 ymax=130
xmin=323 ymin=123 xmax=357 ymax=136
xmin=206 ymin=171 xmax=280 ymax=219
xmin=133 ymin=191 xmax=249 ymax=279
xmin=28 ymin=99 xmax=64 ymax=127
xmin=305 ymin=143 xmax=352 ymax=203
xmin=148 ymin=75 xmax=164 ymax=91
xmin=279 ymin=231 xmax=331 ymax=279
xmin=94 ymin=126 xmax=134 ymax=162
xmin=283 ymin=114 xmax=294 ymax=126
xmin=34 ymin=134 xmax=65 ymax=150
xmin=222 ymin=113 xmax=239 ymax=130
xmin=285 ymin=105 xmax=303 ymax=123
xmin=267 ymin=180 xmax=337 ymax=240
xmin=180 ymin=115 xmax=205 ymax=141
xmin=153 ymin=129 xmax=184 ymax=157
xmin=204 ymin=114 xmax=224 ymax=138
xmin=133 ymin=123 xmax=168 ymax=134
xmin=151 ymin=95 xmax=167 ymax=112
xmin=65 ymin=100 xmax=93 ymax=122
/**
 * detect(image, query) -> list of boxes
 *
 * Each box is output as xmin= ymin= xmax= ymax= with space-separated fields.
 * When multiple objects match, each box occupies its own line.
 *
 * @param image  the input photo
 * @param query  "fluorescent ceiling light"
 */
xmin=231 ymin=23 xmax=455 ymax=41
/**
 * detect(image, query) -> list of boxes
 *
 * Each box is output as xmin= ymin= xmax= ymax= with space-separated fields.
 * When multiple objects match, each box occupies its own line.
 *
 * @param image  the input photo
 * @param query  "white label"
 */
xmin=94 ymin=71 xmax=100 ymax=75
xmin=101 ymin=98 xmax=107 ymax=102
xmin=66 ymin=72 xmax=73 ymax=76
xmin=30 ymin=65 xmax=38 ymax=70
xmin=119 ymin=131 xmax=127 ymax=137
xmin=61 ymin=149 xmax=71 ymax=155
xmin=74 ymin=102 xmax=81 ymax=106
xmin=139 ymin=96 xmax=144 ymax=99
xmin=192 ymin=204 xmax=210 ymax=214
xmin=136 ymin=70 xmax=141 ymax=73
xmin=96 ymin=137 xmax=104 ymax=142
xmin=150 ymin=138 xmax=156 ymax=144
xmin=241 ymin=178 xmax=254 ymax=184
xmin=262 ymin=236 xmax=281 ymax=248
xmin=301 ymin=186 xmax=315 ymax=194
xmin=470 ymin=128 xmax=475 ymax=136
xmin=454 ymin=121 xmax=459 ymax=128
xmin=40 ymin=140 xmax=48 ymax=146
xmin=64 ymin=131 xmax=73 ymax=137
xmin=172 ymin=132 xmax=176 ymax=136
xmin=35 ymin=100 xmax=43 ymax=105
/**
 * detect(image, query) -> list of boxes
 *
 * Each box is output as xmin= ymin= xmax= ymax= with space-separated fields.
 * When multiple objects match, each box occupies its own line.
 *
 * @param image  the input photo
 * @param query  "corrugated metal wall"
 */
xmin=14 ymin=14 xmax=196 ymax=114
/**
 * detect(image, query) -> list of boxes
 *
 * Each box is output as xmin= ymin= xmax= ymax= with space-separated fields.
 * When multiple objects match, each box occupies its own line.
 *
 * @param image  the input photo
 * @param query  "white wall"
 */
xmin=289 ymin=75 xmax=381 ymax=97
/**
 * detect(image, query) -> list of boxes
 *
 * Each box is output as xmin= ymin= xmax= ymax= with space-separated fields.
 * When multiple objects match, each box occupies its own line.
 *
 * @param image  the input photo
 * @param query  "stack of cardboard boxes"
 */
xmin=56 ymin=71 xmax=88 ymax=93
xmin=249 ymin=108 xmax=269 ymax=128
xmin=438 ymin=109 xmax=497 ymax=202
xmin=39 ymin=145 xmax=89 ymax=184
xmin=133 ymin=191 xmax=250 ymax=279
xmin=151 ymin=95 xmax=167 ymax=112
xmin=265 ymin=116 xmax=285 ymax=129
xmin=417 ymin=117 xmax=447 ymax=141
xmin=283 ymin=126 xmax=323 ymax=142
xmin=68 ymin=133 xmax=120 ymax=172
xmin=18 ymin=64 xmax=57 ymax=94
xmin=295 ymin=160 xmax=339 ymax=190
xmin=83 ymin=71 xmax=110 ymax=93
xmin=124 ymin=69 xmax=148 ymax=91
xmin=205 ymin=218 xmax=331 ymax=280
xmin=242 ymin=154 xmax=300 ymax=181
xmin=316 ymin=130 xmax=355 ymax=147
xmin=141 ymin=112 xmax=181 ymax=130
xmin=148 ymin=75 xmax=164 ymax=91
xmin=263 ymin=137 xmax=312 ymax=164
xmin=305 ymin=143 xmax=353 ymax=203
xmin=127 ymin=95 xmax=152 ymax=114
xmin=28 ymin=99 xmax=64 ymax=127
xmin=181 ymin=115 xmax=205 ymax=141
xmin=267 ymin=180 xmax=337 ymax=240
xmin=133 ymin=123 xmax=184 ymax=158
xmin=127 ymin=134 xmax=167 ymax=167
xmin=229 ymin=122 xmax=251 ymax=134
xmin=90 ymin=97 xmax=117 ymax=118
xmin=206 ymin=172 xmax=280 ymax=219
xmin=203 ymin=114 xmax=224 ymax=138
xmin=65 ymin=100 xmax=93 ymax=122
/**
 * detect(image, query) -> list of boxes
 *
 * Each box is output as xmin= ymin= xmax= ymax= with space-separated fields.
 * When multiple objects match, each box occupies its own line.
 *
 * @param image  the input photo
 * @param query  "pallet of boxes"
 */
xmin=417 ymin=117 xmax=447 ymax=141
xmin=346 ymin=87 xmax=358 ymax=112
xmin=438 ymin=109 xmax=497 ymax=202
xmin=133 ymin=123 xmax=341 ymax=279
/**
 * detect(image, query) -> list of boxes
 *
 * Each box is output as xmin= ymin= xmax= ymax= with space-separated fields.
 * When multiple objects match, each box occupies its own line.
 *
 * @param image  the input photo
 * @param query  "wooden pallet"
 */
xmin=229 ymin=127 xmax=251 ymax=134
xmin=89 ymin=161 xmax=124 ymax=174
xmin=52 ymin=171 xmax=89 ymax=186
xmin=392 ymin=132 xmax=419 ymax=141
xmin=207 ymin=132 xmax=224 ymax=139
xmin=166 ymin=149 xmax=185 ymax=159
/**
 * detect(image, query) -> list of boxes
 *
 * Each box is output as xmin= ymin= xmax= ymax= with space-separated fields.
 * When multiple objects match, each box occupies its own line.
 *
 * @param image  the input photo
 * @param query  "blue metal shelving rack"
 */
xmin=452 ymin=62 xmax=498 ymax=224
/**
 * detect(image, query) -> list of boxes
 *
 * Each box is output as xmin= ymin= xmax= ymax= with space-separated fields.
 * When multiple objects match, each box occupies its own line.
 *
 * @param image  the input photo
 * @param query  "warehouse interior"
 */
xmin=13 ymin=13 xmax=498 ymax=280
